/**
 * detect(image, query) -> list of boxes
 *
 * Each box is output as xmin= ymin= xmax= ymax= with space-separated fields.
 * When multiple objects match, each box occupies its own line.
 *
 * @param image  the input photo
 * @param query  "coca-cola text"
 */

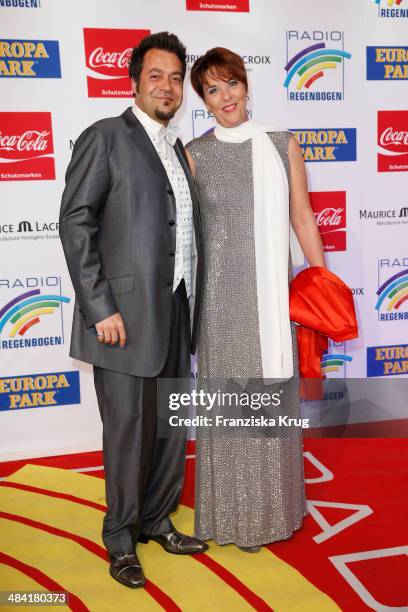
xmin=380 ymin=127 xmax=408 ymax=147
xmin=314 ymin=207 xmax=344 ymax=228
xmin=0 ymin=130 xmax=50 ymax=153
xmin=88 ymin=47 xmax=132 ymax=70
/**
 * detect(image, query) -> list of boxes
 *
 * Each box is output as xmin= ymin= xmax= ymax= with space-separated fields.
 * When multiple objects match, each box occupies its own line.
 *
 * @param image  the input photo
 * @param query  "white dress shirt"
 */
xmin=132 ymin=104 xmax=193 ymax=297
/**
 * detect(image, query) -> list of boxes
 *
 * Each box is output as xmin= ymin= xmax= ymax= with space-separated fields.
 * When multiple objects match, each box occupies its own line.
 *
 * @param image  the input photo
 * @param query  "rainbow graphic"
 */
xmin=375 ymin=0 xmax=404 ymax=6
xmin=321 ymin=353 xmax=352 ymax=374
xmin=284 ymin=43 xmax=352 ymax=90
xmin=0 ymin=289 xmax=70 ymax=338
xmin=375 ymin=269 xmax=408 ymax=313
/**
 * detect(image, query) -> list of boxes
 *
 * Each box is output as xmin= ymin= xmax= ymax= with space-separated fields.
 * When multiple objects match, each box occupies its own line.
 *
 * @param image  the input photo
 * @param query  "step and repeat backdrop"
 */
xmin=0 ymin=0 xmax=407 ymax=460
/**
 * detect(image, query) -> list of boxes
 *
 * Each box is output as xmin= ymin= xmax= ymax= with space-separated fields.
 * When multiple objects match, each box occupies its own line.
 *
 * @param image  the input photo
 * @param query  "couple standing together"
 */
xmin=60 ymin=32 xmax=324 ymax=588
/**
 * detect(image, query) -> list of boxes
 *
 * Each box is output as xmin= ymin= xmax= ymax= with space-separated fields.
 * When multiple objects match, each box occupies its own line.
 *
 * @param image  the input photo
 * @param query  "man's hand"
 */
xmin=95 ymin=313 xmax=127 ymax=347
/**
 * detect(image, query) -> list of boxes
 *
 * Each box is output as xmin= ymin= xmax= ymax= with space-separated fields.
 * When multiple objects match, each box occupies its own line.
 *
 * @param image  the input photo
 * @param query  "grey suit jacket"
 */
xmin=59 ymin=108 xmax=204 ymax=377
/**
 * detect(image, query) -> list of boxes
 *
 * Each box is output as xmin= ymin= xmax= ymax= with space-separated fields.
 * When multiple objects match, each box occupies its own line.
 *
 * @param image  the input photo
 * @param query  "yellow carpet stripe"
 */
xmin=6 ymin=464 xmax=106 ymax=504
xmin=172 ymin=507 xmax=341 ymax=612
xmin=0 ymin=480 xmax=252 ymax=610
xmin=137 ymin=542 xmax=253 ymax=610
xmin=0 ymin=564 xmax=64 ymax=612
xmin=0 ymin=517 xmax=159 ymax=612
xmin=0 ymin=486 xmax=102 ymax=544
xmin=3 ymin=465 xmax=340 ymax=611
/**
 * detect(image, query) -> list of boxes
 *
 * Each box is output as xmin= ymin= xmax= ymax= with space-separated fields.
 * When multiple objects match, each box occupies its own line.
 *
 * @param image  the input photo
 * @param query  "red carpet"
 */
xmin=0 ymin=438 xmax=407 ymax=611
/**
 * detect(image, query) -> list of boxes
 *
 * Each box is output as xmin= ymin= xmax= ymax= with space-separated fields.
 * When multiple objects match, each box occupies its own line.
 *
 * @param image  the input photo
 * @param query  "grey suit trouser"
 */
xmin=93 ymin=281 xmax=190 ymax=557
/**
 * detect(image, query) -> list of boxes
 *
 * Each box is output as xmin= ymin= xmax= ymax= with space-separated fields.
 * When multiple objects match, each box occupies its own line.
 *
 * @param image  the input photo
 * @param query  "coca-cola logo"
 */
xmin=83 ymin=28 xmax=150 ymax=98
xmin=380 ymin=127 xmax=408 ymax=147
xmin=0 ymin=131 xmax=50 ymax=154
xmin=186 ymin=0 xmax=250 ymax=11
xmin=378 ymin=111 xmax=408 ymax=172
xmin=309 ymin=191 xmax=346 ymax=252
xmin=314 ymin=207 xmax=344 ymax=228
xmin=88 ymin=47 xmax=132 ymax=70
xmin=0 ymin=112 xmax=55 ymax=181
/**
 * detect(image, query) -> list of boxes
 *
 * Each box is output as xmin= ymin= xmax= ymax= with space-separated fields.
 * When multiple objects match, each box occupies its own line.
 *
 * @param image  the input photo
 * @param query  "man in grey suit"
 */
xmin=60 ymin=32 xmax=206 ymax=589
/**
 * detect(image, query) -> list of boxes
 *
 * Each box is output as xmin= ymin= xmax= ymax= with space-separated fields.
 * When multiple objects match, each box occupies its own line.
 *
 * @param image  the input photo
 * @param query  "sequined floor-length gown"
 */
xmin=187 ymin=132 xmax=307 ymax=547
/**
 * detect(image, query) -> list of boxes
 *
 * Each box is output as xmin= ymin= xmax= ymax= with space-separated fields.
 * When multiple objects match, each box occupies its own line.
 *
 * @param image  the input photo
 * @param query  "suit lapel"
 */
xmin=122 ymin=107 xmax=201 ymax=228
xmin=122 ymin=107 xmax=169 ymax=183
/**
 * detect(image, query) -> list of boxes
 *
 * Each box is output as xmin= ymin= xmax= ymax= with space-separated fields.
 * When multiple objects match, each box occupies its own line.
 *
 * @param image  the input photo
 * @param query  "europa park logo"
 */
xmin=309 ymin=191 xmax=346 ymax=252
xmin=366 ymin=46 xmax=408 ymax=80
xmin=378 ymin=111 xmax=408 ymax=172
xmin=0 ymin=39 xmax=61 ymax=78
xmin=0 ymin=112 xmax=55 ymax=181
xmin=291 ymin=128 xmax=357 ymax=162
xmin=367 ymin=343 xmax=408 ymax=376
xmin=0 ymin=371 xmax=80 ymax=411
xmin=284 ymin=30 xmax=351 ymax=102
xmin=83 ymin=28 xmax=150 ymax=98
xmin=0 ymin=276 xmax=70 ymax=350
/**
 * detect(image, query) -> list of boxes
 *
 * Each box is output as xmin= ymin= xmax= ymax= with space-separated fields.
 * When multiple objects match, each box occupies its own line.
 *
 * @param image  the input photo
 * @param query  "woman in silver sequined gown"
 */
xmin=186 ymin=48 xmax=325 ymax=549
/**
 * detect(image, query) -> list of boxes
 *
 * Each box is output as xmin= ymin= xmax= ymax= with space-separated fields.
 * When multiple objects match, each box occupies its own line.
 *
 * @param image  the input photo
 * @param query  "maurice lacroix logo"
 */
xmin=378 ymin=111 xmax=408 ymax=172
xmin=0 ymin=112 xmax=55 ymax=181
xmin=83 ymin=28 xmax=150 ymax=98
xmin=284 ymin=30 xmax=351 ymax=102
xmin=0 ymin=276 xmax=70 ymax=350
xmin=360 ymin=206 xmax=408 ymax=225
xmin=0 ymin=39 xmax=61 ymax=78
xmin=0 ymin=219 xmax=59 ymax=241
xmin=187 ymin=52 xmax=270 ymax=73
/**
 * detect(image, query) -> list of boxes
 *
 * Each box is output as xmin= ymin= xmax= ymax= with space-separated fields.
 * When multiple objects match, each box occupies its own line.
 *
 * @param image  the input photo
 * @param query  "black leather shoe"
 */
xmin=109 ymin=553 xmax=145 ymax=588
xmin=139 ymin=529 xmax=208 ymax=554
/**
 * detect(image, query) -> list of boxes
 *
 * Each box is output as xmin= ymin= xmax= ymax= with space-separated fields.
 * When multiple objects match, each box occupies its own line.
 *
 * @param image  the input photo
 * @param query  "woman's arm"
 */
xmin=288 ymin=135 xmax=325 ymax=268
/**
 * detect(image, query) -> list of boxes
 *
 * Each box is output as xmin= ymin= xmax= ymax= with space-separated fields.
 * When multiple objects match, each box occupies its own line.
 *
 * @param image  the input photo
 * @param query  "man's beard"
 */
xmin=155 ymin=107 xmax=176 ymax=121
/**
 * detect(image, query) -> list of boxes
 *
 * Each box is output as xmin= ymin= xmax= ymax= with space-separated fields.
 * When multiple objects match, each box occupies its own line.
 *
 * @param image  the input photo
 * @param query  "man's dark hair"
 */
xmin=128 ymin=32 xmax=187 ymax=83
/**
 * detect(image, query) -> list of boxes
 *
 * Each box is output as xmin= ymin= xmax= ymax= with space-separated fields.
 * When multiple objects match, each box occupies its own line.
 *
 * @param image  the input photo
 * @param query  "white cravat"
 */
xmin=132 ymin=105 xmax=193 ymax=297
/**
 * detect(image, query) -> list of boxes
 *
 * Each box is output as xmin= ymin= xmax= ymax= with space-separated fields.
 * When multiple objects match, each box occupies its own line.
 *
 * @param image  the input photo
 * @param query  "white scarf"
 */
xmin=214 ymin=119 xmax=304 ymax=379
